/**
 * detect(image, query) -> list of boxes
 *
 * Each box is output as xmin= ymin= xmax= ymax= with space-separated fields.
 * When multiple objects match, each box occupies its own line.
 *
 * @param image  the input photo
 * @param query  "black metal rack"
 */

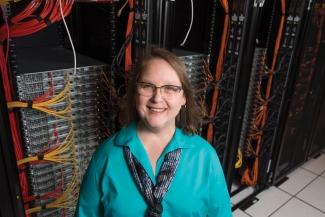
xmin=271 ymin=0 xmax=320 ymax=185
xmin=0 ymin=71 xmax=25 ymax=217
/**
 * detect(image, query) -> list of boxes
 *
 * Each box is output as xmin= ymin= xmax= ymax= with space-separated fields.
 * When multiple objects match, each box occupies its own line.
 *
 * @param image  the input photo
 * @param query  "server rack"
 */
xmin=272 ymin=0 xmax=321 ymax=185
xmin=10 ymin=46 xmax=111 ymax=216
xmin=0 ymin=1 xmax=116 ymax=216
xmin=254 ymin=0 xmax=313 ymax=186
xmin=173 ymin=48 xmax=209 ymax=136
xmin=133 ymin=0 xmax=176 ymax=58
xmin=205 ymin=0 xmax=267 ymax=191
xmin=222 ymin=0 xmax=322 ymax=211
xmin=305 ymin=3 xmax=325 ymax=158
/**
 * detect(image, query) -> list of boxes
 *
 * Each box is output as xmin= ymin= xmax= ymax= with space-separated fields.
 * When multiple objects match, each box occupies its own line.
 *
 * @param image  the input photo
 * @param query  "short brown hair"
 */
xmin=119 ymin=45 xmax=203 ymax=135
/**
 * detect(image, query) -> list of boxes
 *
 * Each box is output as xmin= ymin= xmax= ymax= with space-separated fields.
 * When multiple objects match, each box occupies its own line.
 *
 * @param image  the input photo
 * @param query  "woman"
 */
xmin=75 ymin=45 xmax=232 ymax=216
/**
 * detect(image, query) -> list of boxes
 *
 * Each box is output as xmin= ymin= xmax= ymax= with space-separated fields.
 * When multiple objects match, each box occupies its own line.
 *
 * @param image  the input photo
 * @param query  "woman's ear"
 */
xmin=182 ymin=94 xmax=187 ymax=106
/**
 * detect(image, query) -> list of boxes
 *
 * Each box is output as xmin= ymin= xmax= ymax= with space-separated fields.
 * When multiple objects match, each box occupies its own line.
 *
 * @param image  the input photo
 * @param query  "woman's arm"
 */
xmin=208 ymin=156 xmax=233 ymax=217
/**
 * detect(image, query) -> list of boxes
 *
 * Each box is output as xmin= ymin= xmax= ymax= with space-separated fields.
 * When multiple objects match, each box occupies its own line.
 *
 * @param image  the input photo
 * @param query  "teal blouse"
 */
xmin=75 ymin=121 xmax=232 ymax=216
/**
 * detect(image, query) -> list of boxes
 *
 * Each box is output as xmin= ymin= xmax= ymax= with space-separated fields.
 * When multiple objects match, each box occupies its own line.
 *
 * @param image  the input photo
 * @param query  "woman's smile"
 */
xmin=148 ymin=107 xmax=167 ymax=113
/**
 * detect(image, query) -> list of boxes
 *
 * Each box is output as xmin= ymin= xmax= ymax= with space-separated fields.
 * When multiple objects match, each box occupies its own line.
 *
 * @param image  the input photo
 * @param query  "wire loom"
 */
xmin=7 ymin=73 xmax=72 ymax=119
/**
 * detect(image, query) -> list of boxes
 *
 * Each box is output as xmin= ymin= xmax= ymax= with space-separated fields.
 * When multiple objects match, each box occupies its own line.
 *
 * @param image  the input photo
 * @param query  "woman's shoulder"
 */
xmin=178 ymin=130 xmax=217 ymax=154
xmin=181 ymin=131 xmax=212 ymax=145
xmin=92 ymin=124 xmax=136 ymax=158
xmin=91 ymin=130 xmax=123 ymax=159
xmin=178 ymin=132 xmax=221 ymax=170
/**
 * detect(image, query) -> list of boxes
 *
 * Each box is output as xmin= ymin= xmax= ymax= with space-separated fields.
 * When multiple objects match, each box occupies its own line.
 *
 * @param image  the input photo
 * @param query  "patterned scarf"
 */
xmin=123 ymin=146 xmax=182 ymax=217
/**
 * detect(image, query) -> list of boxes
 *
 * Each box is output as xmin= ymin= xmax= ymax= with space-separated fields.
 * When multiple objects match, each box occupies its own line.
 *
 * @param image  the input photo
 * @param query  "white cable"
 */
xmin=180 ymin=0 xmax=193 ymax=46
xmin=59 ymin=0 xmax=77 ymax=76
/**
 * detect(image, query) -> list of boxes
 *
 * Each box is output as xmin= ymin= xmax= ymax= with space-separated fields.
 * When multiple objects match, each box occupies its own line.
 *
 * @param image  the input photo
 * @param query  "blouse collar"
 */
xmin=115 ymin=121 xmax=195 ymax=152
xmin=115 ymin=121 xmax=195 ymax=181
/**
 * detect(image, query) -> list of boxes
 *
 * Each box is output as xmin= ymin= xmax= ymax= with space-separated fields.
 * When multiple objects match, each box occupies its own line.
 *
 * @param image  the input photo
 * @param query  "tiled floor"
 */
xmin=232 ymin=151 xmax=325 ymax=217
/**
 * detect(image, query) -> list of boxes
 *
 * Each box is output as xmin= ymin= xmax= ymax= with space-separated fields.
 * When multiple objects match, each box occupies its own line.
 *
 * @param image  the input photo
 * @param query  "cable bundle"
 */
xmin=201 ymin=58 xmax=235 ymax=96
xmin=37 ymin=123 xmax=59 ymax=155
xmin=23 ymin=168 xmax=63 ymax=203
xmin=101 ymin=69 xmax=122 ymax=105
xmin=206 ymin=0 xmax=230 ymax=144
xmin=8 ymin=73 xmax=72 ymax=119
xmin=100 ymin=70 xmax=121 ymax=136
xmin=0 ymin=0 xmax=74 ymax=41
xmin=112 ymin=26 xmax=134 ymax=80
xmin=123 ymin=0 xmax=134 ymax=72
xmin=200 ymin=59 xmax=232 ymax=119
xmin=18 ymin=122 xmax=78 ymax=214
xmin=25 ymin=166 xmax=79 ymax=214
xmin=241 ymin=0 xmax=286 ymax=186
xmin=201 ymin=59 xmax=243 ymax=168
xmin=17 ymin=122 xmax=75 ymax=166
xmin=111 ymin=0 xmax=134 ymax=82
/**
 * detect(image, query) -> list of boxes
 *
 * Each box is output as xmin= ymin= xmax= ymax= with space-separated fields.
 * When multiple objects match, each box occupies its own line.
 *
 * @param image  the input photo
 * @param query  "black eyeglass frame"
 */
xmin=136 ymin=82 xmax=183 ymax=99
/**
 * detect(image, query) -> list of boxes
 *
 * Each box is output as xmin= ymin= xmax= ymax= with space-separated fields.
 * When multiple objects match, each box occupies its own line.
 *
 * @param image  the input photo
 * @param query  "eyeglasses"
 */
xmin=136 ymin=82 xmax=183 ymax=100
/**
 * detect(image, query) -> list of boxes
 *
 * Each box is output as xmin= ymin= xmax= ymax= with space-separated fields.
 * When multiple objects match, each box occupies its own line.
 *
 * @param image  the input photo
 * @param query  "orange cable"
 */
xmin=207 ymin=0 xmax=229 ymax=143
xmin=124 ymin=0 xmax=134 ymax=72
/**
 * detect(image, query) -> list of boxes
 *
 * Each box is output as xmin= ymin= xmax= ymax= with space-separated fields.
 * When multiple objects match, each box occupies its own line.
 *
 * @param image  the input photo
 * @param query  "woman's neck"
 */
xmin=136 ymin=120 xmax=176 ymax=176
xmin=136 ymin=120 xmax=176 ymax=143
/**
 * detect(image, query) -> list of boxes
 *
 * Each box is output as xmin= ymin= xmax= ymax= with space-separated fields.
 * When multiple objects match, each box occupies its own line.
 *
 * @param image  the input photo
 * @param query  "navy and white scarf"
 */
xmin=123 ymin=146 xmax=182 ymax=217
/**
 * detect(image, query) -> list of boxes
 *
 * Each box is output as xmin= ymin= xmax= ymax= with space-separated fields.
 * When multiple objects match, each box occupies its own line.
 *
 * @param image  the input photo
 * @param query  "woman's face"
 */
xmin=135 ymin=58 xmax=186 ymax=132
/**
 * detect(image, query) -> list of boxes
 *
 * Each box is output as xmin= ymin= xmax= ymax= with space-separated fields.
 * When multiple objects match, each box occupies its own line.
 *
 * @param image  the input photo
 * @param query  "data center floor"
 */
xmin=232 ymin=150 xmax=325 ymax=217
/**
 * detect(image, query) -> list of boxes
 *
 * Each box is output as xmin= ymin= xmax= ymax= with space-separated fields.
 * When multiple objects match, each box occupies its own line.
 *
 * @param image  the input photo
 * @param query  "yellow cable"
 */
xmin=7 ymin=73 xmax=72 ymax=119
xmin=17 ymin=123 xmax=75 ymax=166
xmin=0 ymin=0 xmax=20 ymax=5
xmin=25 ymin=166 xmax=79 ymax=214
xmin=235 ymin=149 xmax=242 ymax=168
xmin=23 ymin=119 xmax=78 ymax=215
xmin=117 ymin=0 xmax=129 ymax=17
